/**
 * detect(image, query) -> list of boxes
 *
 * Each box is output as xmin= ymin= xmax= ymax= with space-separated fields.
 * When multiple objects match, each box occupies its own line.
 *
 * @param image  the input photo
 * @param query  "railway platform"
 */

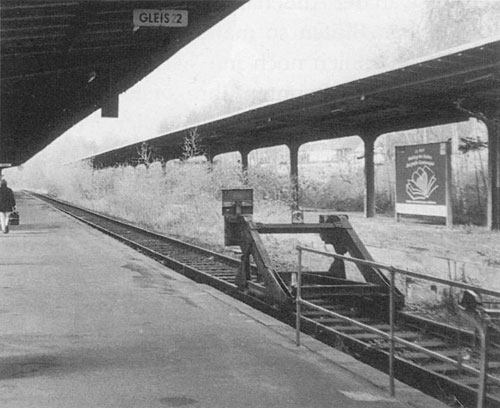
xmin=0 ymin=192 xmax=448 ymax=408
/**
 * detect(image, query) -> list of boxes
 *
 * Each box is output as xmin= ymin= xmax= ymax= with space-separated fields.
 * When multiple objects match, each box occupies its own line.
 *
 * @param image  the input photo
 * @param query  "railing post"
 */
xmin=477 ymin=319 xmax=489 ymax=408
xmin=296 ymin=247 xmax=303 ymax=347
xmin=296 ymin=245 xmax=500 ymax=400
xmin=389 ymin=267 xmax=396 ymax=397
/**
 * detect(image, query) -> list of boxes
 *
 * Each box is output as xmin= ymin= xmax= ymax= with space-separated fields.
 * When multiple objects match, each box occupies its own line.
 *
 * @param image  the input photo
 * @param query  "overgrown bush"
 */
xmin=8 ymin=160 xmax=297 ymax=246
xmin=6 ymin=140 xmax=491 ymax=229
xmin=375 ymin=190 xmax=394 ymax=214
xmin=299 ymin=165 xmax=364 ymax=211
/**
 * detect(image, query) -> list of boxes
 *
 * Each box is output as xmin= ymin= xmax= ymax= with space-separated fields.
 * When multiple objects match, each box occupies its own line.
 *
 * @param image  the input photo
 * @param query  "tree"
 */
xmin=136 ymin=142 xmax=154 ymax=167
xmin=181 ymin=127 xmax=205 ymax=161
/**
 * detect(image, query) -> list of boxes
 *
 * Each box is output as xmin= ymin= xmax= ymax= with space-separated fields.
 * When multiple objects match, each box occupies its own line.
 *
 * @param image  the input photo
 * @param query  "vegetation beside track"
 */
xmin=12 ymin=156 xmax=497 ymax=243
xmin=15 ymin=156 xmax=497 ymax=373
xmin=11 ymin=158 xmax=499 ymax=290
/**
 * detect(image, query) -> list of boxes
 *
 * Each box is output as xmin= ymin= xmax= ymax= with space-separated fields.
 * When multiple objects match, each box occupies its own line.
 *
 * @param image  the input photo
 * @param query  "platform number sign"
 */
xmin=395 ymin=141 xmax=452 ymax=226
xmin=133 ymin=10 xmax=188 ymax=27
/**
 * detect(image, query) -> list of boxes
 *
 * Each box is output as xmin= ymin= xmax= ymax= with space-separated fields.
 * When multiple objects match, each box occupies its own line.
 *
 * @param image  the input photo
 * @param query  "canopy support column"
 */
xmin=288 ymin=141 xmax=300 ymax=210
xmin=486 ymin=117 xmax=500 ymax=230
xmin=239 ymin=148 xmax=251 ymax=185
xmin=361 ymin=133 xmax=379 ymax=218
xmin=204 ymin=151 xmax=213 ymax=164
xmin=239 ymin=149 xmax=250 ymax=173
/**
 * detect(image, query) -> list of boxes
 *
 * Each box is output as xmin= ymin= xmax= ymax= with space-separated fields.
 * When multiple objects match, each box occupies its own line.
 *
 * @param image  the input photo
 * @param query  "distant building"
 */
xmin=213 ymin=136 xmax=385 ymax=169
xmin=301 ymin=136 xmax=364 ymax=164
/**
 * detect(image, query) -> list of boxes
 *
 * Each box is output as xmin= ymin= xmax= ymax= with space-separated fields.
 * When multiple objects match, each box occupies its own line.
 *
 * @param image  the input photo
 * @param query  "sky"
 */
xmin=28 ymin=0 xmax=428 ymax=165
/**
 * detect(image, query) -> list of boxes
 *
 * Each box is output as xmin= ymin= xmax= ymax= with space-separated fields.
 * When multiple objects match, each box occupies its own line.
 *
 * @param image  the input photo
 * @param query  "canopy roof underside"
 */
xmin=0 ymin=0 xmax=247 ymax=166
xmin=92 ymin=36 xmax=500 ymax=167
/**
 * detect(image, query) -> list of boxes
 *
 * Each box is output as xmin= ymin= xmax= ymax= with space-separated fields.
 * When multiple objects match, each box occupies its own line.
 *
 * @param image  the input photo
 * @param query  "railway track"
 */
xmin=33 ymin=192 xmax=500 ymax=408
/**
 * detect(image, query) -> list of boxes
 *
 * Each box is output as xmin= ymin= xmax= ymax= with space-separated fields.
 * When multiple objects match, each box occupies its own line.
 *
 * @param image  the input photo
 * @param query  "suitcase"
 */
xmin=10 ymin=211 xmax=19 ymax=226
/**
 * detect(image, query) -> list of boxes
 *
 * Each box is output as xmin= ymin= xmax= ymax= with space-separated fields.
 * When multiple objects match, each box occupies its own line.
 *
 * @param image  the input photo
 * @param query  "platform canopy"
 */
xmin=91 ymin=36 xmax=500 ymax=167
xmin=0 ymin=0 xmax=247 ymax=167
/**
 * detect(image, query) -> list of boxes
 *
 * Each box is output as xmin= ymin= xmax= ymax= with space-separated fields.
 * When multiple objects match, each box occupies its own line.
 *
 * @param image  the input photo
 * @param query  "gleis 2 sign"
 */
xmin=133 ymin=10 xmax=188 ymax=27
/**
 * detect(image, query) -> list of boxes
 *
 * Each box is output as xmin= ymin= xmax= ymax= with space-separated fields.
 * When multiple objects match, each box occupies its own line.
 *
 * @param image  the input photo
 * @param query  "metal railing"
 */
xmin=295 ymin=245 xmax=500 ymax=408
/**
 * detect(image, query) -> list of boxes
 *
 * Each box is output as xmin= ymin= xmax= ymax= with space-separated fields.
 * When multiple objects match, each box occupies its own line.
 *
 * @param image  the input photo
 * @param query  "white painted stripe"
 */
xmin=396 ymin=203 xmax=447 ymax=217
xmin=338 ymin=391 xmax=395 ymax=402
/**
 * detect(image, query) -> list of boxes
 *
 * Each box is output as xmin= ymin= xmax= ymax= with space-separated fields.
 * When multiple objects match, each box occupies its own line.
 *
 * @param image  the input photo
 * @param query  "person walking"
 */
xmin=0 ymin=179 xmax=16 ymax=234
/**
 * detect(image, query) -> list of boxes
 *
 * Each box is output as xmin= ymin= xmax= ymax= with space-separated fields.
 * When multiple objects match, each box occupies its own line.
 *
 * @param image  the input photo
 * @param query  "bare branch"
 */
xmin=136 ymin=142 xmax=154 ymax=167
xmin=182 ymin=127 xmax=205 ymax=160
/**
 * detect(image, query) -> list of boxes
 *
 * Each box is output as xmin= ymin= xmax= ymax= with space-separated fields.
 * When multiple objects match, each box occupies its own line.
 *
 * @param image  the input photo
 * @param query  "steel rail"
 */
xmin=31 ymin=192 xmax=241 ymax=267
xmin=297 ymin=243 xmax=500 ymax=406
xmin=298 ymin=298 xmax=500 ymax=386
xmin=31 ymin=193 xmax=500 ymax=407
xmin=296 ymin=245 xmax=500 ymax=299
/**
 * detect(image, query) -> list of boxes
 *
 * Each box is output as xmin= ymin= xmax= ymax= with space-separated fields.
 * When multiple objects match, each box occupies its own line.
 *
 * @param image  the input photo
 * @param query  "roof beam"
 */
xmin=0 ymin=24 xmax=70 ymax=33
xmin=0 ymin=2 xmax=78 ymax=11
xmin=60 ymin=2 xmax=97 ymax=56
xmin=1 ymin=33 xmax=66 ymax=41
xmin=0 ymin=14 xmax=75 ymax=23
xmin=1 ymin=61 xmax=112 ymax=81
xmin=2 ymin=41 xmax=156 ymax=64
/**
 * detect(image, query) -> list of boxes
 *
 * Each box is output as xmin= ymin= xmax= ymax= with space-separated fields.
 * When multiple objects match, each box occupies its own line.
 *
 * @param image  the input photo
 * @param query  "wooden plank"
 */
xmin=256 ymin=222 xmax=345 ymax=234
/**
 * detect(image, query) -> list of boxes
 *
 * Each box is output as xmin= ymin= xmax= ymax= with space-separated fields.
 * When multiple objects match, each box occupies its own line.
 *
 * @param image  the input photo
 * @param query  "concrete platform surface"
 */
xmin=0 ymin=192 xmax=449 ymax=408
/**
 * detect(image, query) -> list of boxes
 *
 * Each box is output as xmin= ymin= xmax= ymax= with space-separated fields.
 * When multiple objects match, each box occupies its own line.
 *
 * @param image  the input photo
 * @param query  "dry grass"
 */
xmin=12 ymin=160 xmax=295 ymax=249
xmin=9 ymin=159 xmax=500 ymax=305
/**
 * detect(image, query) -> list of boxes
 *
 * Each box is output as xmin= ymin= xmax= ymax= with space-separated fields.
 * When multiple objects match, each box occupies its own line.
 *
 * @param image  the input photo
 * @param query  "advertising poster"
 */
xmin=395 ymin=141 xmax=451 ymax=220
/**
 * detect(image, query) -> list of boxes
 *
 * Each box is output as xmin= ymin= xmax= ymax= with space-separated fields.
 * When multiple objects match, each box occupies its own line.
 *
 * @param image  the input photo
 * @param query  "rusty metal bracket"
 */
xmin=222 ymin=189 xmax=404 ymax=309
